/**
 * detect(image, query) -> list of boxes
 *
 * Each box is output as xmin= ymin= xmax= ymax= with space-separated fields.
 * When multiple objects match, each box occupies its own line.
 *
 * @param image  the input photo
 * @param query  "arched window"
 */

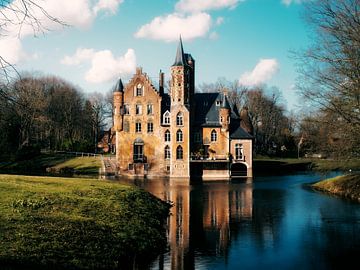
xmin=176 ymin=146 xmax=183 ymax=160
xmin=164 ymin=145 xmax=170 ymax=159
xmin=176 ymin=130 xmax=183 ymax=142
xmin=165 ymin=130 xmax=170 ymax=142
xmin=176 ymin=112 xmax=183 ymax=126
xmin=163 ymin=111 xmax=170 ymax=125
xmin=211 ymin=130 xmax=217 ymax=142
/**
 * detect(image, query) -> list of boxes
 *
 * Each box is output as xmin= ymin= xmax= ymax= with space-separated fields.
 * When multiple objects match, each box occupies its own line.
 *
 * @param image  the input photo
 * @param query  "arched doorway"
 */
xmin=231 ymin=163 xmax=247 ymax=177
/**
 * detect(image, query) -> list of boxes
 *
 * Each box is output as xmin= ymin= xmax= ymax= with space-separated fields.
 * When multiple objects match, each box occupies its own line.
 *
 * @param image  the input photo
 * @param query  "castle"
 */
xmin=113 ymin=39 xmax=253 ymax=180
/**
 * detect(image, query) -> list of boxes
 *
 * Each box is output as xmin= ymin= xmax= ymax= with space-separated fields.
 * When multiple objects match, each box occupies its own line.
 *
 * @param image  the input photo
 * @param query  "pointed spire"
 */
xmin=172 ymin=36 xmax=185 ymax=66
xmin=114 ymin=78 xmax=124 ymax=92
xmin=221 ymin=93 xmax=231 ymax=109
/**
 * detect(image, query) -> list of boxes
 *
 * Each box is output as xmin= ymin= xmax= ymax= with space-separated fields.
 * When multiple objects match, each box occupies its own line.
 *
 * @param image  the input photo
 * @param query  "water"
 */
xmin=116 ymin=172 xmax=360 ymax=269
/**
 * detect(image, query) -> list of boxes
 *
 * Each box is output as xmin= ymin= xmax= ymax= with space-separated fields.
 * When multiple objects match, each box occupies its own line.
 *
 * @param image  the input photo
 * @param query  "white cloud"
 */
xmin=93 ymin=0 xmax=124 ymax=15
xmin=239 ymin=59 xmax=279 ymax=87
xmin=0 ymin=0 xmax=123 ymax=64
xmin=281 ymin=0 xmax=305 ymax=6
xmin=61 ymin=48 xmax=96 ymax=65
xmin=134 ymin=12 xmax=212 ymax=42
xmin=61 ymin=48 xmax=136 ymax=84
xmin=209 ymin=32 xmax=219 ymax=40
xmin=175 ymin=0 xmax=241 ymax=12
xmin=216 ymin=17 xmax=224 ymax=25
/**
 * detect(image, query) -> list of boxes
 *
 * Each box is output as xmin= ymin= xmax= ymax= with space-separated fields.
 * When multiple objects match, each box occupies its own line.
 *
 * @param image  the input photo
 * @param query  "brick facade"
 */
xmin=113 ymin=39 xmax=253 ymax=180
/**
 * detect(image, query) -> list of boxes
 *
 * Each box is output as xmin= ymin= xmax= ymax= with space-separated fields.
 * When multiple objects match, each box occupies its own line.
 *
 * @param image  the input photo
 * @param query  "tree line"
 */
xmin=0 ymin=75 xmax=111 ymax=159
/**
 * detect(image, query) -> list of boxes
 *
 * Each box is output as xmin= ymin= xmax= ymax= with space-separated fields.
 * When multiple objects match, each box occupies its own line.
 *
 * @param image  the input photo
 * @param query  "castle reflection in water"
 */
xmin=134 ymin=179 xmax=253 ymax=269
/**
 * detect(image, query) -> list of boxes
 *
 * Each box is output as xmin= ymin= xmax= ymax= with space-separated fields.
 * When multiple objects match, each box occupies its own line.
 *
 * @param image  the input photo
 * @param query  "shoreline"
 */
xmin=311 ymin=174 xmax=360 ymax=203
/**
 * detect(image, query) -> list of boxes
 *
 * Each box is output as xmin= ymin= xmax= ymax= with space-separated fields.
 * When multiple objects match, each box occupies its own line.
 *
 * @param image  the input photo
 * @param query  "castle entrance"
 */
xmin=133 ymin=138 xmax=144 ymax=163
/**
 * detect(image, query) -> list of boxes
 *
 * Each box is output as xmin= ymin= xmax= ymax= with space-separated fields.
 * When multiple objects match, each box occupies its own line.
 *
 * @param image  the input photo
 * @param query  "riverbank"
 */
xmin=312 ymin=174 xmax=360 ymax=202
xmin=254 ymin=158 xmax=360 ymax=175
xmin=0 ymin=174 xmax=170 ymax=269
xmin=0 ymin=153 xmax=101 ymax=177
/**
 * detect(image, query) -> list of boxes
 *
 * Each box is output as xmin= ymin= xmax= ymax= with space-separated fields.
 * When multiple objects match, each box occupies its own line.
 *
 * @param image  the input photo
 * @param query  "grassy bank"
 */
xmin=254 ymin=157 xmax=360 ymax=175
xmin=0 ymin=154 xmax=101 ymax=177
xmin=0 ymin=174 xmax=170 ymax=269
xmin=312 ymin=174 xmax=360 ymax=202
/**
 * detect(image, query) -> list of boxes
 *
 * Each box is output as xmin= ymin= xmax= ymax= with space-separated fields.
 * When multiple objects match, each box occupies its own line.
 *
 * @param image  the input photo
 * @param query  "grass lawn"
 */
xmin=0 ymin=154 xmax=101 ymax=177
xmin=312 ymin=174 xmax=360 ymax=202
xmin=0 ymin=174 xmax=170 ymax=269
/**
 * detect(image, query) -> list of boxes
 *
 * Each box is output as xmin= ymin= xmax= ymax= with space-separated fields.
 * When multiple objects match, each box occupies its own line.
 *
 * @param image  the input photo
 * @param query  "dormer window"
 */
xmin=163 ymin=111 xmax=170 ymax=125
xmin=216 ymin=100 xmax=221 ymax=106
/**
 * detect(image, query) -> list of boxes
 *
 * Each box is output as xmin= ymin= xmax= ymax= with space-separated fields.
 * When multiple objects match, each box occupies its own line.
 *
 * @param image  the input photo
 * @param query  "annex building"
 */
xmin=113 ymin=39 xmax=253 ymax=180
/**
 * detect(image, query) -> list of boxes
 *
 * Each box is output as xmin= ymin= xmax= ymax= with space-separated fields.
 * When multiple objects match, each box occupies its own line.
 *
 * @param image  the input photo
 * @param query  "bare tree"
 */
xmin=296 ymin=0 xmax=360 ymax=126
xmin=0 ymin=0 xmax=64 ymax=97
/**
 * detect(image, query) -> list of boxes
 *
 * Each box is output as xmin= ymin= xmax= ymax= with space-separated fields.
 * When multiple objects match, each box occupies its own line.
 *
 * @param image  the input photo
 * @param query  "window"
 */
xmin=124 ymin=121 xmax=129 ymax=132
xmin=235 ymin=143 xmax=244 ymax=160
xmin=124 ymin=104 xmax=130 ymax=115
xmin=176 ymin=112 xmax=183 ymax=126
xmin=176 ymin=146 xmax=183 ymax=160
xmin=165 ymin=130 xmax=170 ymax=142
xmin=163 ymin=111 xmax=170 ymax=125
xmin=220 ymin=116 xmax=223 ymax=123
xmin=194 ymin=132 xmax=201 ymax=143
xmin=176 ymin=130 xmax=183 ymax=142
xmin=164 ymin=145 xmax=170 ymax=159
xmin=147 ymin=122 xmax=153 ymax=133
xmin=216 ymin=100 xmax=221 ymax=106
xmin=133 ymin=145 xmax=143 ymax=162
xmin=147 ymin=104 xmax=153 ymax=115
xmin=136 ymin=84 xmax=143 ymax=96
xmin=136 ymin=122 xmax=141 ymax=133
xmin=211 ymin=130 xmax=217 ymax=142
xmin=136 ymin=104 xmax=142 ymax=115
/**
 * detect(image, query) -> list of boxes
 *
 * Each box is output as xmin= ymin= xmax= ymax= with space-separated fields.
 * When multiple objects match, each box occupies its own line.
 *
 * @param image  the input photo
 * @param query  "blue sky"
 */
xmin=1 ymin=0 xmax=310 ymax=111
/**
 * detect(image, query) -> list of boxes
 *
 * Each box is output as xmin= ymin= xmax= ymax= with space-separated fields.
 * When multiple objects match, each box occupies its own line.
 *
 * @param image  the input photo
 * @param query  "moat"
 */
xmin=115 ymin=172 xmax=360 ymax=269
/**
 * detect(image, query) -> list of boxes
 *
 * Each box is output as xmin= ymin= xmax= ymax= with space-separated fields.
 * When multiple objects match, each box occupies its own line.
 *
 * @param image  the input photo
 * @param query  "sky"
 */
xmin=0 ymin=0 xmax=311 ymax=111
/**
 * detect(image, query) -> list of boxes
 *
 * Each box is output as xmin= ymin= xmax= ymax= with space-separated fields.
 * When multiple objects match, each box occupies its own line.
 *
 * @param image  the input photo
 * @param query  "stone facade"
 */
xmin=113 ymin=39 xmax=253 ymax=180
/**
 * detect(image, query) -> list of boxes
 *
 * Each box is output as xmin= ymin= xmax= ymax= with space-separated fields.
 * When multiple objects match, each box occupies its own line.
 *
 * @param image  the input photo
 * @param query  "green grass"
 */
xmin=253 ymin=157 xmax=360 ymax=174
xmin=0 ymin=174 xmax=170 ymax=269
xmin=0 ymin=154 xmax=101 ymax=177
xmin=312 ymin=174 xmax=360 ymax=202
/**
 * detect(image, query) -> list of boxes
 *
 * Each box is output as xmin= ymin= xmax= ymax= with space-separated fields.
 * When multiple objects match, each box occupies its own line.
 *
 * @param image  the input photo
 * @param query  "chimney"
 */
xmin=159 ymin=70 xmax=164 ymax=96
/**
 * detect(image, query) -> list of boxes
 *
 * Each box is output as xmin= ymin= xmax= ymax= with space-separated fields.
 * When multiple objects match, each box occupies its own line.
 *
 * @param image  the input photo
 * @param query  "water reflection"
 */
xmin=126 ymin=173 xmax=360 ymax=270
xmin=135 ymin=180 xmax=255 ymax=269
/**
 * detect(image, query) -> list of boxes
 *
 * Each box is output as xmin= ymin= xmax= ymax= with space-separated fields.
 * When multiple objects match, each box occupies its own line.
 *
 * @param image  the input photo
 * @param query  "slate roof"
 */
xmin=161 ymin=93 xmax=171 ymax=115
xmin=113 ymin=78 xmax=124 ymax=92
xmin=194 ymin=92 xmax=252 ymax=139
xmin=172 ymin=37 xmax=185 ymax=66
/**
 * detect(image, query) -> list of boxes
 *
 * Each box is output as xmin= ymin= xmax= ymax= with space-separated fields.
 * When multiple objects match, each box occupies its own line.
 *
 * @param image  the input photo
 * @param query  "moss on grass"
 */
xmin=312 ymin=174 xmax=360 ymax=202
xmin=0 ymin=174 xmax=170 ymax=269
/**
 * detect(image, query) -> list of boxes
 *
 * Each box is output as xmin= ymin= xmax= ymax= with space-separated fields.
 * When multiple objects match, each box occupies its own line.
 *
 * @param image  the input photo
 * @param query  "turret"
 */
xmin=219 ymin=93 xmax=231 ymax=131
xmin=113 ymin=78 xmax=124 ymax=132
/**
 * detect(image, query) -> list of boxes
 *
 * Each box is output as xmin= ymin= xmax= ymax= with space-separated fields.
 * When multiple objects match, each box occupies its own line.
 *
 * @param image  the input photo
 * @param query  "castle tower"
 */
xmin=113 ymin=78 xmax=124 ymax=132
xmin=113 ymin=78 xmax=124 ymax=163
xmin=219 ymin=93 xmax=231 ymax=132
xmin=169 ymin=38 xmax=195 ymax=179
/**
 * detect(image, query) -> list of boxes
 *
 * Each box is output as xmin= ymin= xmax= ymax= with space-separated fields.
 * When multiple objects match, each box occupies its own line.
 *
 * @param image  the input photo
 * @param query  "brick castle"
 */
xmin=113 ymin=39 xmax=253 ymax=180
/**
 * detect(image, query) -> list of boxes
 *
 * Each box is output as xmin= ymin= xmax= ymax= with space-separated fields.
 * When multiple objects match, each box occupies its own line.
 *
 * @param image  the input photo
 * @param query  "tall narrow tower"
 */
xmin=169 ymin=38 xmax=195 ymax=179
xmin=113 ymin=78 xmax=124 ymax=162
